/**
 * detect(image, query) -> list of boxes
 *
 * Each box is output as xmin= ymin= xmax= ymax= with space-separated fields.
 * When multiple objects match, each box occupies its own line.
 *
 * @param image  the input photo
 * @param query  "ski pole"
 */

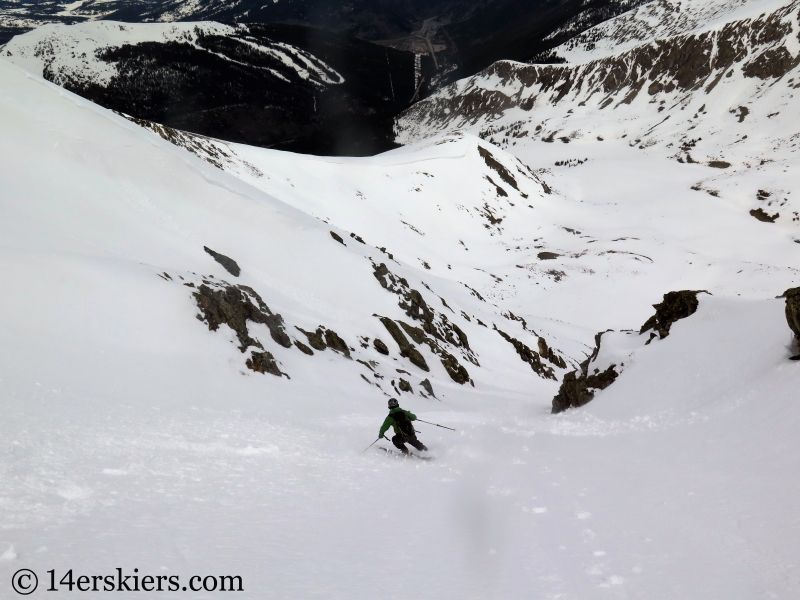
xmin=362 ymin=436 xmax=386 ymax=453
xmin=416 ymin=419 xmax=456 ymax=432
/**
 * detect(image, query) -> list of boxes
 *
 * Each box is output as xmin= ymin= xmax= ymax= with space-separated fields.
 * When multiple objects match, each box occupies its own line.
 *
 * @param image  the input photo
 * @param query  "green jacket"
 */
xmin=379 ymin=407 xmax=417 ymax=438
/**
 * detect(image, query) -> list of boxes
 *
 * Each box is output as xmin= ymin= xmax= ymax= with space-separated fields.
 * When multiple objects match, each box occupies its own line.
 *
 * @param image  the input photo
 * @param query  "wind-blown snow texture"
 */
xmin=2 ymin=0 xmax=800 ymax=598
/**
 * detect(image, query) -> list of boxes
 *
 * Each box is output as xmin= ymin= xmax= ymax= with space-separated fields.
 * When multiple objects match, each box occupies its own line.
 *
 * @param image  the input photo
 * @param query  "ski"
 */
xmin=377 ymin=446 xmax=434 ymax=461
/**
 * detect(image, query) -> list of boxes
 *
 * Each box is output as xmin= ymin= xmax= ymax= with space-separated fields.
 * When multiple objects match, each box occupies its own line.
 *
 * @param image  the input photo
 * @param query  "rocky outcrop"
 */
xmin=294 ymin=340 xmax=314 ymax=355
xmin=372 ymin=262 xmax=475 ymax=359
xmin=552 ymin=290 xmax=709 ymax=412
xmin=372 ymin=261 xmax=477 ymax=384
xmin=296 ymin=327 xmax=327 ymax=351
xmin=478 ymin=146 xmax=518 ymax=191
xmin=377 ymin=315 xmax=475 ymax=384
xmin=750 ymin=208 xmax=779 ymax=223
xmin=640 ymin=290 xmax=708 ymax=339
xmin=440 ymin=352 xmax=472 ymax=384
xmin=538 ymin=337 xmax=567 ymax=369
xmin=398 ymin=321 xmax=428 ymax=346
xmin=118 ymin=115 xmax=264 ymax=176
xmin=246 ymin=351 xmax=286 ymax=377
xmin=324 ymin=329 xmax=351 ymax=358
xmin=420 ymin=378 xmax=436 ymax=398
xmin=373 ymin=338 xmax=390 ymax=355
xmin=552 ymin=365 xmax=619 ymax=414
xmin=495 ymin=326 xmax=556 ymax=380
xmin=194 ymin=282 xmax=291 ymax=352
xmin=203 ymin=246 xmax=241 ymax=277
xmin=784 ymin=287 xmax=800 ymax=353
xmin=551 ymin=331 xmax=617 ymax=413
xmin=294 ymin=326 xmax=350 ymax=357
xmin=379 ymin=317 xmax=430 ymax=372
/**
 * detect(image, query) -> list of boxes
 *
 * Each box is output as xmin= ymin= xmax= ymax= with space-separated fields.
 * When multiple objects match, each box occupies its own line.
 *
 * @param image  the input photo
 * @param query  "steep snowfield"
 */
xmin=2 ymin=0 xmax=800 ymax=594
xmin=136 ymin=117 xmax=800 ymax=331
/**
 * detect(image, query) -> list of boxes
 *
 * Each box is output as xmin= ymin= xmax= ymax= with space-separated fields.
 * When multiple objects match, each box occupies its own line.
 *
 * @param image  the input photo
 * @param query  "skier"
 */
xmin=379 ymin=398 xmax=428 ymax=455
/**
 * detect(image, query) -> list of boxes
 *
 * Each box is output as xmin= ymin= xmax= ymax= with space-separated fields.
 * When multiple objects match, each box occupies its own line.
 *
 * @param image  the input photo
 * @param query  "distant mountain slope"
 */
xmin=2 ymin=21 xmax=416 ymax=155
xmin=97 ymin=0 xmax=657 ymax=88
xmin=1 ymin=0 xmax=653 ymax=89
xmin=396 ymin=0 xmax=800 ymax=230
xmin=443 ymin=0 xmax=652 ymax=76
xmin=0 ymin=0 xmax=86 ymax=46
xmin=0 ymin=0 xmax=459 ymax=46
xmin=551 ymin=0 xmax=795 ymax=62
xmin=102 ymin=0 xmax=458 ymax=39
xmin=393 ymin=0 xmax=800 ymax=320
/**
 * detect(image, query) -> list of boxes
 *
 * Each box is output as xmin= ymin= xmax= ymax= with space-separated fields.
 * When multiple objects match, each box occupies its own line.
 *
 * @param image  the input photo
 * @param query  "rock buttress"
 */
xmin=551 ymin=366 xmax=618 ymax=414
xmin=640 ymin=290 xmax=708 ymax=339
xmin=551 ymin=331 xmax=617 ymax=414
xmin=246 ymin=351 xmax=286 ymax=377
xmin=495 ymin=326 xmax=556 ymax=380
xmin=194 ymin=283 xmax=291 ymax=351
xmin=203 ymin=246 xmax=241 ymax=277
xmin=379 ymin=317 xmax=430 ymax=372
xmin=784 ymin=287 xmax=800 ymax=353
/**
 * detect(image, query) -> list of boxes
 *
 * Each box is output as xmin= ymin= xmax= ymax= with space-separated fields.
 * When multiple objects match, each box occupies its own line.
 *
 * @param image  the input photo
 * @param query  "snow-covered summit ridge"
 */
xmin=1 ymin=20 xmax=344 ymax=88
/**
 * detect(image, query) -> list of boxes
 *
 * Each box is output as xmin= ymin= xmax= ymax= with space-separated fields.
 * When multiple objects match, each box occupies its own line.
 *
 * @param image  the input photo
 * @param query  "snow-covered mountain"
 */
xmin=1 ymin=21 xmax=416 ymax=154
xmin=553 ymin=0 xmax=798 ymax=61
xmin=1 ymin=0 xmax=660 ymax=93
xmin=104 ymin=0 xmax=658 ymax=77
xmin=398 ymin=0 xmax=800 ymax=227
xmin=2 ymin=0 xmax=800 ymax=597
xmin=0 ymin=0 xmax=87 ymax=46
xmin=443 ymin=0 xmax=653 ymax=76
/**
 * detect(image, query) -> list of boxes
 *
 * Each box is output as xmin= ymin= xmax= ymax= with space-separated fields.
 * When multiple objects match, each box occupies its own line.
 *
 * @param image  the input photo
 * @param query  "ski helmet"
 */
xmin=388 ymin=398 xmax=399 ymax=409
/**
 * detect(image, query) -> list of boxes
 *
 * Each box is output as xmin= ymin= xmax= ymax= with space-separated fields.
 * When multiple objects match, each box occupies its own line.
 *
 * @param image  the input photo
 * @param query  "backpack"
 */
xmin=391 ymin=410 xmax=415 ymax=437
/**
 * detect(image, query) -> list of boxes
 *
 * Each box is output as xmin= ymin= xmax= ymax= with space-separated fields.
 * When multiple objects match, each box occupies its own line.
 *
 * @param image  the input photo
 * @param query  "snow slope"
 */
xmin=129 ymin=113 xmax=800 ymax=331
xmin=2 ymin=1 xmax=800 ymax=595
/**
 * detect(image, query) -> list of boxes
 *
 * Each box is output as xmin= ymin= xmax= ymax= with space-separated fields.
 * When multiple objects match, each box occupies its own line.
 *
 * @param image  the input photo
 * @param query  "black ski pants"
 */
xmin=392 ymin=433 xmax=425 ymax=453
